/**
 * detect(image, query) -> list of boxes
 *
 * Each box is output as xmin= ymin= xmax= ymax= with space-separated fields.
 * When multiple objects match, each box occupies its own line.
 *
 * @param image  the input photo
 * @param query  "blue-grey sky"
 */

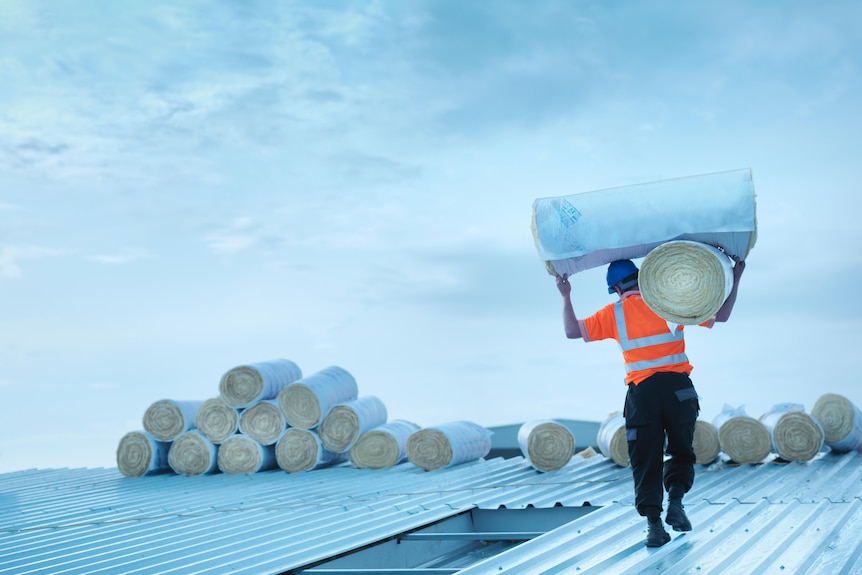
xmin=2 ymin=0 xmax=860 ymax=472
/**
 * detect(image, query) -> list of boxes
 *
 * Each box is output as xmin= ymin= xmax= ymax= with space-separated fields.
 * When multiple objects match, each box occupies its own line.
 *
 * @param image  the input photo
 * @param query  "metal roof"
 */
xmin=2 ymin=450 xmax=861 ymax=574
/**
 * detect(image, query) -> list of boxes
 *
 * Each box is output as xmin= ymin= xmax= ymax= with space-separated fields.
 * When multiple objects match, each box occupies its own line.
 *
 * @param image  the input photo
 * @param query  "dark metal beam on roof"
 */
xmin=300 ymin=570 xmax=458 ymax=574
xmin=397 ymin=532 xmax=539 ymax=541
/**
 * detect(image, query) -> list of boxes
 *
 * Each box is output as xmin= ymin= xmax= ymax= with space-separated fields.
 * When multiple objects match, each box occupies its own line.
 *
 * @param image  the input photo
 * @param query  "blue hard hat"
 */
xmin=606 ymin=260 xmax=639 ymax=293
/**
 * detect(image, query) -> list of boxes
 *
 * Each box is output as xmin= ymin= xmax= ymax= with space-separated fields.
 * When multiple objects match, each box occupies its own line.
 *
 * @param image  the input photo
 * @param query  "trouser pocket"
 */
xmin=674 ymin=386 xmax=700 ymax=420
xmin=624 ymin=384 xmax=650 ymax=427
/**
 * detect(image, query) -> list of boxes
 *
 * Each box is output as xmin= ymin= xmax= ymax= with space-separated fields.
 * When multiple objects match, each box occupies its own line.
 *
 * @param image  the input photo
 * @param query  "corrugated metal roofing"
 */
xmin=2 ymin=450 xmax=861 ymax=574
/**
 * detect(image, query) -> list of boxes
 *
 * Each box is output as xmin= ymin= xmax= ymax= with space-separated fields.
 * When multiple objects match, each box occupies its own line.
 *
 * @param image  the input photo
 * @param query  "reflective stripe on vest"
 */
xmin=614 ymin=301 xmax=688 ymax=373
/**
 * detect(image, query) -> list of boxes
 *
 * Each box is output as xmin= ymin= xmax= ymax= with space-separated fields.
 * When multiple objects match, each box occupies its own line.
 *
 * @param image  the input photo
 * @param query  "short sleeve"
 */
xmin=580 ymin=303 xmax=618 ymax=343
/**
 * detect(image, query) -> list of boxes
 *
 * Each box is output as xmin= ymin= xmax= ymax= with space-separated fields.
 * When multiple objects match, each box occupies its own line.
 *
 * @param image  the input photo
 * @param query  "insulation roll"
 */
xmin=713 ymin=405 xmax=772 ymax=464
xmin=596 ymin=412 xmax=629 ymax=467
xmin=693 ymin=420 xmax=721 ymax=465
xmin=760 ymin=404 xmax=824 ymax=462
xmin=275 ymin=428 xmax=346 ymax=473
xmin=811 ymin=393 xmax=862 ymax=453
xmin=531 ymin=168 xmax=757 ymax=277
xmin=319 ymin=396 xmax=388 ymax=453
xmin=517 ymin=420 xmax=575 ymax=472
xmin=116 ymin=431 xmax=171 ymax=478
xmin=406 ymin=421 xmax=492 ymax=471
xmin=639 ymin=241 xmax=735 ymax=325
xmin=195 ymin=397 xmax=241 ymax=444
xmin=349 ymin=420 xmax=420 ymax=470
xmin=219 ymin=359 xmax=303 ymax=408
xmin=143 ymin=399 xmax=204 ymax=442
xmin=168 ymin=430 xmax=219 ymax=476
xmin=217 ymin=434 xmax=277 ymax=474
xmin=238 ymin=399 xmax=287 ymax=446
xmin=278 ymin=366 xmax=358 ymax=429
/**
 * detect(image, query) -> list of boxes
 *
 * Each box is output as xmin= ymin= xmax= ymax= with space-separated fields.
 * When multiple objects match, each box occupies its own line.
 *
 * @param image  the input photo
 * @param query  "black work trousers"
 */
xmin=624 ymin=371 xmax=699 ymax=520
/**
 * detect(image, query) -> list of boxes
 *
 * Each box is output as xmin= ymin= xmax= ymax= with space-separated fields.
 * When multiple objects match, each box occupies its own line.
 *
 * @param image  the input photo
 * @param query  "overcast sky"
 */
xmin=2 ymin=0 xmax=860 ymax=472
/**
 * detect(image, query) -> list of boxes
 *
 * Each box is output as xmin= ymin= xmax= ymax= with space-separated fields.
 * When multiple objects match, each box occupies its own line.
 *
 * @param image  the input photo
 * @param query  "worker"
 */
xmin=555 ymin=257 xmax=745 ymax=547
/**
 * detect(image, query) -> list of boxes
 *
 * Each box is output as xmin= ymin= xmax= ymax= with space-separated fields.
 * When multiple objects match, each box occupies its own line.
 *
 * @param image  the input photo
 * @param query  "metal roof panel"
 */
xmin=2 ymin=451 xmax=861 ymax=574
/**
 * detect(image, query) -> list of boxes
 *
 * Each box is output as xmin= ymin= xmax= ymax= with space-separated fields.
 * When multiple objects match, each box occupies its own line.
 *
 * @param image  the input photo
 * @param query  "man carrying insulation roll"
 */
xmin=556 ymin=258 xmax=745 ymax=547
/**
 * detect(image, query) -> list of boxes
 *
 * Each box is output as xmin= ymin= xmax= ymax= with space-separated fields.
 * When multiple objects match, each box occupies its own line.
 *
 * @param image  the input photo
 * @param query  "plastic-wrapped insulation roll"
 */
xmin=275 ymin=428 xmax=347 ymax=473
xmin=811 ymin=393 xmax=862 ymax=453
xmin=239 ymin=399 xmax=287 ymax=446
xmin=712 ymin=405 xmax=772 ymax=464
xmin=517 ymin=420 xmax=575 ymax=472
xmin=349 ymin=420 xmax=420 ymax=470
xmin=217 ymin=434 xmax=277 ymax=474
xmin=319 ymin=396 xmax=388 ymax=453
xmin=531 ymin=168 xmax=757 ymax=276
xmin=143 ymin=399 xmax=204 ymax=442
xmin=117 ymin=431 xmax=171 ymax=477
xmin=278 ymin=366 xmax=358 ymax=429
xmin=639 ymin=241 xmax=734 ymax=325
xmin=195 ymin=397 xmax=241 ymax=444
xmin=760 ymin=403 xmax=824 ymax=462
xmin=168 ymin=430 xmax=219 ymax=476
xmin=406 ymin=421 xmax=492 ymax=471
xmin=596 ymin=412 xmax=629 ymax=467
xmin=692 ymin=420 xmax=721 ymax=465
xmin=219 ymin=359 xmax=303 ymax=408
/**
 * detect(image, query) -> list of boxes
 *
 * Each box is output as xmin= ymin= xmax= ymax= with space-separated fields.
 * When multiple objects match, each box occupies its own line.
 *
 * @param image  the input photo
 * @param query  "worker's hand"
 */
xmin=556 ymin=273 xmax=571 ymax=297
xmin=733 ymin=258 xmax=746 ymax=277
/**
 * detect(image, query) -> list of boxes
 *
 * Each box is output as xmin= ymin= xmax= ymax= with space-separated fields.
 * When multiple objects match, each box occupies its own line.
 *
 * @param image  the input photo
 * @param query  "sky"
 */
xmin=1 ymin=0 xmax=860 ymax=473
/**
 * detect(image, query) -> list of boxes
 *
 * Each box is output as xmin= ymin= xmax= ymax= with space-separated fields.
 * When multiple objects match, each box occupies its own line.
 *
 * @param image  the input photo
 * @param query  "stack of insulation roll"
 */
xmin=119 ymin=359 xmax=445 ymax=476
xmin=117 ymin=359 xmax=304 ymax=476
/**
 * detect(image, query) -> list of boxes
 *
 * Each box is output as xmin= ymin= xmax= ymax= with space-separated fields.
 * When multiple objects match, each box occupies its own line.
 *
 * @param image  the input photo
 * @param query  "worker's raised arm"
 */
xmin=714 ymin=259 xmax=746 ymax=323
xmin=556 ymin=273 xmax=583 ymax=339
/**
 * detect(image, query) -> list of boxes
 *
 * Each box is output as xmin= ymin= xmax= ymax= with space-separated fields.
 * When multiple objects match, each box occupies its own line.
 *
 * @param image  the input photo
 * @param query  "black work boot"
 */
xmin=665 ymin=498 xmax=692 ymax=532
xmin=646 ymin=518 xmax=671 ymax=547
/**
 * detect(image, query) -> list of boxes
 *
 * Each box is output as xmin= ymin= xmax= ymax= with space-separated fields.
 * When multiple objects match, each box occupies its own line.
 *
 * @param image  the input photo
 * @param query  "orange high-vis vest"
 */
xmin=578 ymin=291 xmax=714 ymax=385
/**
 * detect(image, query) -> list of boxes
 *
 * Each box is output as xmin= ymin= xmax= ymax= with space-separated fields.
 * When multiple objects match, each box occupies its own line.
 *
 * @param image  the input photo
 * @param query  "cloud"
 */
xmin=87 ymin=248 xmax=152 ymax=265
xmin=203 ymin=217 xmax=261 ymax=256
xmin=2 ymin=138 xmax=70 ymax=169
xmin=0 ymin=245 xmax=63 ymax=278
xmin=327 ymin=151 xmax=422 ymax=184
xmin=354 ymin=244 xmax=555 ymax=320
